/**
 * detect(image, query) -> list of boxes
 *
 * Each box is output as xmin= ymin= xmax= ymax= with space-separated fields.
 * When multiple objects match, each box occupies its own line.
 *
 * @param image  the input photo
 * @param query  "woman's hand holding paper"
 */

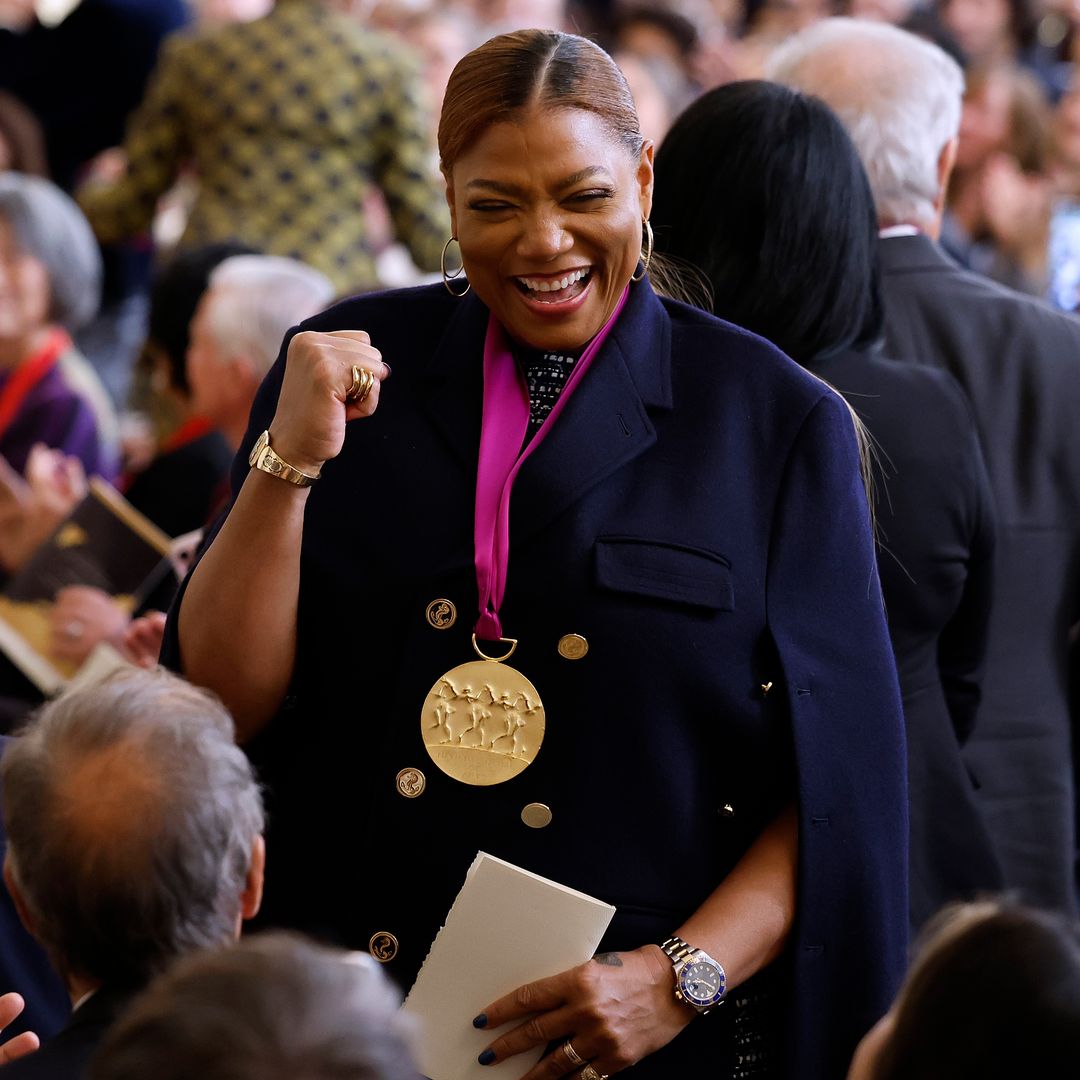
xmin=474 ymin=945 xmax=692 ymax=1078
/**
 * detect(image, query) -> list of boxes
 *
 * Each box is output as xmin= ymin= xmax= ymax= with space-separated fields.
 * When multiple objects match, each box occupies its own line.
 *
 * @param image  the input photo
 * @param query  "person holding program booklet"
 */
xmin=167 ymin=29 xmax=907 ymax=1080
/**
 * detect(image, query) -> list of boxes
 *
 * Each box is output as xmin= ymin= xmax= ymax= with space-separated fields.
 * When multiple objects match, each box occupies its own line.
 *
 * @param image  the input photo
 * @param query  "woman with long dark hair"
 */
xmin=652 ymin=80 xmax=1003 ymax=934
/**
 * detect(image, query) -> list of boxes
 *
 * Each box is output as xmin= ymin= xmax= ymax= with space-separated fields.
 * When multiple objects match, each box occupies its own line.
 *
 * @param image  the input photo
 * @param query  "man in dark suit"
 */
xmin=0 ymin=669 xmax=265 ymax=1078
xmin=773 ymin=17 xmax=1080 ymax=914
xmin=0 ymin=738 xmax=67 ymax=1048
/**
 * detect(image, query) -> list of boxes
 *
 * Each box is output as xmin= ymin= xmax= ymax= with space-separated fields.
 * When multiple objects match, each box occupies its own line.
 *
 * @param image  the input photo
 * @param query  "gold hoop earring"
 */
xmin=630 ymin=219 xmax=653 ymax=283
xmin=441 ymin=236 xmax=470 ymax=297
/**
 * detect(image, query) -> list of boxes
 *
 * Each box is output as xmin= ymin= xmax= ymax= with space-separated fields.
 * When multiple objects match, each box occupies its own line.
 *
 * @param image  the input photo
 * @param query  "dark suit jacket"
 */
xmin=0 ymin=986 xmax=133 ymax=1080
xmin=124 ymin=429 xmax=233 ymax=539
xmin=0 ymin=738 xmax=69 ymax=1043
xmin=811 ymin=348 xmax=1003 ymax=929
xmin=879 ymin=233 xmax=1080 ymax=912
xmin=165 ymin=280 xmax=907 ymax=1080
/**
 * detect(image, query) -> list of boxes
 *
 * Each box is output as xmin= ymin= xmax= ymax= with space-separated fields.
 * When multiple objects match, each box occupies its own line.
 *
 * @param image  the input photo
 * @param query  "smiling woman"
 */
xmin=439 ymin=32 xmax=652 ymax=353
xmin=166 ymin=29 xmax=908 ymax=1080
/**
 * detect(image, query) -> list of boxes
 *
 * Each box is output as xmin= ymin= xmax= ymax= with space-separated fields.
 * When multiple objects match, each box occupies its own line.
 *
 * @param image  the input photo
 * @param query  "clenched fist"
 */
xmin=268 ymin=330 xmax=390 ymax=475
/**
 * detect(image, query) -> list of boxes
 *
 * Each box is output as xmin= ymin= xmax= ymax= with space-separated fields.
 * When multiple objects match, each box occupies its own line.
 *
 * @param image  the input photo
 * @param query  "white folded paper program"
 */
xmin=402 ymin=852 xmax=616 ymax=1080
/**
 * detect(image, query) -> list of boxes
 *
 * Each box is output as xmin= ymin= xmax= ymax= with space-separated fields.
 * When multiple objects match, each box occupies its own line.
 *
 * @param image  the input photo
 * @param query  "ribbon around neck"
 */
xmin=473 ymin=287 xmax=630 ymax=641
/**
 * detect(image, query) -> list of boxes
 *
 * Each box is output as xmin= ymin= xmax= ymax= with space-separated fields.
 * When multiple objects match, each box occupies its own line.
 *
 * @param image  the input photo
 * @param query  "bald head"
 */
xmin=1 ymin=670 xmax=264 ymax=988
xmin=768 ymin=17 xmax=965 ymax=231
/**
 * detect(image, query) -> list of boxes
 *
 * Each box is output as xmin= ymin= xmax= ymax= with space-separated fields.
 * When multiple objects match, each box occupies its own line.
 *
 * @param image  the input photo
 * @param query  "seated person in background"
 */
xmin=0 ymin=445 xmax=87 ymax=576
xmin=0 ymin=668 xmax=265 ymax=1079
xmin=91 ymin=933 xmax=418 ymax=1080
xmin=0 ymin=175 xmax=117 ymax=481
xmin=183 ymin=254 xmax=334 ymax=459
xmin=123 ymin=242 xmax=256 ymax=540
xmin=48 ymin=253 xmax=333 ymax=672
xmin=848 ymin=900 xmax=1080 ymax=1079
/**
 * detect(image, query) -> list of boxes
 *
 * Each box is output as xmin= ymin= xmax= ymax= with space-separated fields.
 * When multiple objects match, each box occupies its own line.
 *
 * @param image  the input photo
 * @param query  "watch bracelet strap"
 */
xmin=660 ymin=935 xmax=697 ymax=963
xmin=252 ymin=436 xmax=319 ymax=486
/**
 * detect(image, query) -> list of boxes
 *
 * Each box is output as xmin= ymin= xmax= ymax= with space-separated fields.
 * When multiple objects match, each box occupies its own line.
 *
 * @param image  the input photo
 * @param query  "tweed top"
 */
xmin=78 ymin=0 xmax=449 ymax=291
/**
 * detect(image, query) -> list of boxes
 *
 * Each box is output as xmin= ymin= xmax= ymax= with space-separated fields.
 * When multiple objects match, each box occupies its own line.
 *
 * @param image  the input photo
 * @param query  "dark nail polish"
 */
xmin=472 ymin=1013 xmax=487 ymax=1029
xmin=478 ymin=1049 xmax=496 ymax=1066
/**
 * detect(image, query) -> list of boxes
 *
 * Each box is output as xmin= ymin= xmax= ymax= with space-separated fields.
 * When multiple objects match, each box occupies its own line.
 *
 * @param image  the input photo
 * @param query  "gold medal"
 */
xmin=421 ymin=635 xmax=545 ymax=786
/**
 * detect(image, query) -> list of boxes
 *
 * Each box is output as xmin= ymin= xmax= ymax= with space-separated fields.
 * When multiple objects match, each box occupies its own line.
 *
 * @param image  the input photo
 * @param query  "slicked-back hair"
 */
xmin=1 ymin=669 xmax=264 ymax=987
xmin=652 ymin=80 xmax=883 ymax=364
xmin=768 ymin=18 xmax=965 ymax=231
xmin=874 ymin=901 xmax=1080 ymax=1079
xmin=90 ymin=933 xmax=419 ymax=1080
xmin=438 ymin=29 xmax=643 ymax=171
xmin=0 ymin=172 xmax=101 ymax=331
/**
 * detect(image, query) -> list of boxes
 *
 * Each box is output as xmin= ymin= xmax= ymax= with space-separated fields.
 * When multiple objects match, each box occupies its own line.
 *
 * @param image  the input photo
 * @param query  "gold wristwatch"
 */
xmin=660 ymin=935 xmax=727 ymax=1015
xmin=248 ymin=430 xmax=320 ymax=487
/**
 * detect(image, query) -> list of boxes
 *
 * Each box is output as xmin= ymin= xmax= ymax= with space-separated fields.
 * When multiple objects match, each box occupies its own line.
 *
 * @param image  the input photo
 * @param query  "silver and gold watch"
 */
xmin=660 ymin=935 xmax=727 ymax=1015
xmin=248 ymin=430 xmax=319 ymax=487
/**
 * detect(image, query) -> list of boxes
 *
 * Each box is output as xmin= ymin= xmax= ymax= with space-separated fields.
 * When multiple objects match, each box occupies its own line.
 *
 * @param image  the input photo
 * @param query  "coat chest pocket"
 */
xmin=594 ymin=536 xmax=735 ymax=611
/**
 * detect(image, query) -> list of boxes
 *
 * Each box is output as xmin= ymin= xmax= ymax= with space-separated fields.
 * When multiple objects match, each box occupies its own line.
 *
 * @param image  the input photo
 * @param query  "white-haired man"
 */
xmin=0 ymin=669 xmax=266 ymax=1078
xmin=771 ymin=18 xmax=1080 ymax=915
xmin=186 ymin=255 xmax=334 ymax=454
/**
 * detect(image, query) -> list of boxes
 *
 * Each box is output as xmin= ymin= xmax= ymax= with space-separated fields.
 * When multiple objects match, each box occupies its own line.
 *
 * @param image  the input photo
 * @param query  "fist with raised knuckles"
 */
xmin=267 ymin=329 xmax=390 ymax=477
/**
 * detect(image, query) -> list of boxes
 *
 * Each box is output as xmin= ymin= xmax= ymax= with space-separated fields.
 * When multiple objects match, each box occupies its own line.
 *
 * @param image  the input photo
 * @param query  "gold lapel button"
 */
xmin=557 ymin=633 xmax=589 ymax=660
xmin=720 ymin=803 xmax=735 ymax=818
xmin=426 ymin=599 xmax=457 ymax=629
xmin=760 ymin=681 xmax=773 ymax=696
xmin=369 ymin=931 xmax=399 ymax=963
xmin=521 ymin=802 xmax=553 ymax=828
xmin=396 ymin=768 xmax=426 ymax=798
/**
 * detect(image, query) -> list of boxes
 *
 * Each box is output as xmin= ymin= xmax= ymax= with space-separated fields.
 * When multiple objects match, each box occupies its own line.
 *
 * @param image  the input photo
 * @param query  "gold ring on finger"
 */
xmin=580 ymin=1066 xmax=607 ymax=1080
xmin=347 ymin=366 xmax=375 ymax=405
xmin=345 ymin=365 xmax=363 ymax=401
xmin=563 ymin=1041 xmax=585 ymax=1067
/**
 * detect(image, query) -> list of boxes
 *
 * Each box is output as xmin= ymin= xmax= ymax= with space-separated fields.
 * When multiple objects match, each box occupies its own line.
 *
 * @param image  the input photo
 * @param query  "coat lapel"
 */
xmin=419 ymin=292 xmax=489 ymax=473
xmin=510 ymin=281 xmax=673 ymax=546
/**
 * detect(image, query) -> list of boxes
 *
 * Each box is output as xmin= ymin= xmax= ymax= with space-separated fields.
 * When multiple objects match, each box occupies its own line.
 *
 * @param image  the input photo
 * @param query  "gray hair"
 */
xmin=0 ymin=668 xmax=264 ymax=986
xmin=0 ymin=172 xmax=102 ymax=330
xmin=203 ymin=255 xmax=334 ymax=378
xmin=768 ymin=17 xmax=965 ymax=230
xmin=90 ymin=933 xmax=419 ymax=1080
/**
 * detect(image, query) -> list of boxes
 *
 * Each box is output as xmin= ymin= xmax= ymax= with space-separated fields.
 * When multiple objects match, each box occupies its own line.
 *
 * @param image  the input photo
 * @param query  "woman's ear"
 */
xmin=3 ymin=858 xmax=37 ymax=941
xmin=443 ymin=170 xmax=459 ymax=238
xmin=638 ymin=140 xmax=655 ymax=220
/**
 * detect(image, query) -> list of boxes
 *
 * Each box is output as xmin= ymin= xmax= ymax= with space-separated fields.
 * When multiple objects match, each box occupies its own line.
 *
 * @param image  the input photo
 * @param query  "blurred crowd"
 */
xmin=0 ymin=0 xmax=1079 ymax=1078
xmin=4 ymin=0 xmax=1080 ymax=512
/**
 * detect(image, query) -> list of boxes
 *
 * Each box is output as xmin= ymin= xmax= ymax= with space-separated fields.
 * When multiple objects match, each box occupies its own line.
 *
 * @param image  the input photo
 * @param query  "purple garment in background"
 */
xmin=0 ymin=348 xmax=118 ymax=481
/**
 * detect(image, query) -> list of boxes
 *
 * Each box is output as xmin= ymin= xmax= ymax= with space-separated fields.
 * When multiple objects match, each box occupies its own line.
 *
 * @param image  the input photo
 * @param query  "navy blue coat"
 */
xmin=169 ymin=280 xmax=907 ymax=1080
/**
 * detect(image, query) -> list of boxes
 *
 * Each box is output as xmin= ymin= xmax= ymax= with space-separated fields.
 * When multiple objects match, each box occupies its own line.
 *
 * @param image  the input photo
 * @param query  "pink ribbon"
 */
xmin=473 ymin=288 xmax=630 ymax=641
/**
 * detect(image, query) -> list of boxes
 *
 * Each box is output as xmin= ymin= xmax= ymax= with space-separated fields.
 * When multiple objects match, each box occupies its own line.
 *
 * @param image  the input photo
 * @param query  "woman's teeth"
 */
xmin=517 ymin=268 xmax=589 ymax=293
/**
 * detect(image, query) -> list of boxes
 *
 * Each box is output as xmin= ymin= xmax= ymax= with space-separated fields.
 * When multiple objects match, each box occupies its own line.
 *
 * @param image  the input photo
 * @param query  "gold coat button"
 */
xmin=396 ymin=767 xmax=426 ymax=798
xmin=426 ymin=599 xmax=457 ymax=629
xmin=557 ymin=633 xmax=589 ymax=660
xmin=521 ymin=802 xmax=553 ymax=828
xmin=721 ymin=803 xmax=735 ymax=818
xmin=369 ymin=931 xmax=399 ymax=963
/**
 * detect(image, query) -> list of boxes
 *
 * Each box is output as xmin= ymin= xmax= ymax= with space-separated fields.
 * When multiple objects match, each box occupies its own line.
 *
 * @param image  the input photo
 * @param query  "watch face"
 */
xmin=679 ymin=959 xmax=726 ymax=1007
xmin=248 ymin=431 xmax=269 ymax=466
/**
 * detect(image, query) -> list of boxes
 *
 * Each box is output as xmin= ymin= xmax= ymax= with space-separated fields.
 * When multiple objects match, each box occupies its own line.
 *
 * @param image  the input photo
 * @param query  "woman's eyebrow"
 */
xmin=464 ymin=167 xmax=614 ymax=196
